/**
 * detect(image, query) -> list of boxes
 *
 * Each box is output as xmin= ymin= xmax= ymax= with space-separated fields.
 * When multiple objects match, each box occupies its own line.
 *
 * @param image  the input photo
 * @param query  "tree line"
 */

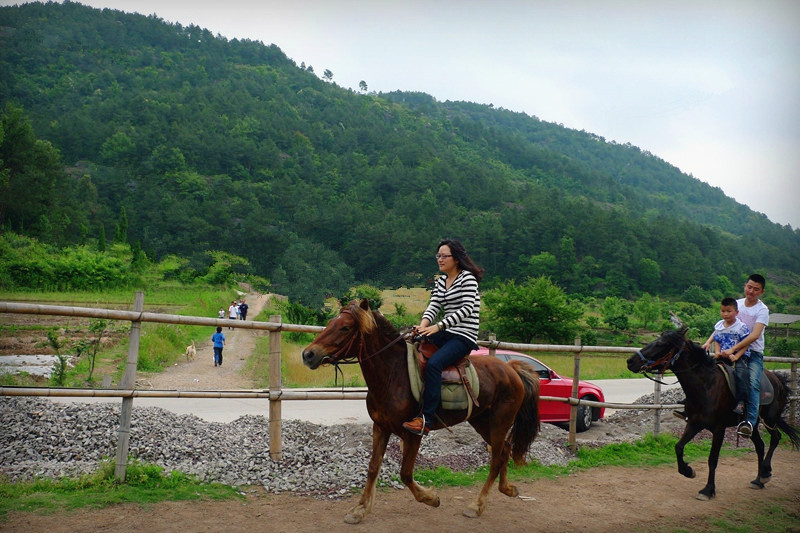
xmin=1 ymin=1 xmax=798 ymax=310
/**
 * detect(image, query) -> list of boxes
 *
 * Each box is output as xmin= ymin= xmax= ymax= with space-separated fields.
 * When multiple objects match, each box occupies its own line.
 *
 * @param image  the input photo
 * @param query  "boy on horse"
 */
xmin=702 ymin=297 xmax=751 ymax=415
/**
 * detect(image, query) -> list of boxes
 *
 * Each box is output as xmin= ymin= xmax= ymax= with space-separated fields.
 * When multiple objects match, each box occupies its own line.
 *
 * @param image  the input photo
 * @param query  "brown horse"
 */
xmin=627 ymin=327 xmax=800 ymax=501
xmin=302 ymin=299 xmax=541 ymax=523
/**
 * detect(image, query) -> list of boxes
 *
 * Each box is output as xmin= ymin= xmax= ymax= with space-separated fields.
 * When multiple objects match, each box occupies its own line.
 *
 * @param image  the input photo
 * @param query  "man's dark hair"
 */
xmin=720 ymin=297 xmax=738 ymax=309
xmin=748 ymin=273 xmax=766 ymax=289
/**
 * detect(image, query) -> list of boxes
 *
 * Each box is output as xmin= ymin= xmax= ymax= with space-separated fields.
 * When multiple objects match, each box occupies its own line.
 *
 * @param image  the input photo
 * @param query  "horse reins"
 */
xmin=325 ymin=309 xmax=409 ymax=386
xmin=635 ymin=341 xmax=685 ymax=385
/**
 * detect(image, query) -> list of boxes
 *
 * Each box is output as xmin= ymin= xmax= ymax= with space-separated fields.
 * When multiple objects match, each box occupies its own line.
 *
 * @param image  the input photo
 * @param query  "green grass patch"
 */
xmin=408 ymin=434 xmax=748 ymax=488
xmin=655 ymin=502 xmax=800 ymax=533
xmin=0 ymin=459 xmax=239 ymax=518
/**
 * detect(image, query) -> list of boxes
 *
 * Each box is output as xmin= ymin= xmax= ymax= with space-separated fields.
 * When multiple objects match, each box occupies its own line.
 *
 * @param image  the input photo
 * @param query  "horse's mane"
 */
xmin=663 ymin=329 xmax=716 ymax=369
xmin=346 ymin=301 xmax=377 ymax=335
xmin=344 ymin=300 xmax=403 ymax=342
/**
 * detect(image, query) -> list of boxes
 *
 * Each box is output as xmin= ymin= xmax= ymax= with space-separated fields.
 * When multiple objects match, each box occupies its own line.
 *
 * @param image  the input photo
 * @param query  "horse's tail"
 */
xmin=507 ymin=360 xmax=541 ymax=465
xmin=775 ymin=372 xmax=800 ymax=450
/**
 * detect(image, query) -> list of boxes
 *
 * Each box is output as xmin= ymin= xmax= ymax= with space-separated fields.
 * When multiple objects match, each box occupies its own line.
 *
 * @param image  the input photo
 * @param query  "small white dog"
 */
xmin=185 ymin=340 xmax=196 ymax=361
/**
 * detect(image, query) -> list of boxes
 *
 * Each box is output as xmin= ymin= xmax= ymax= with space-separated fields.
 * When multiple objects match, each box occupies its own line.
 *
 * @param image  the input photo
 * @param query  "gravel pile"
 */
xmin=0 ymin=397 xmax=575 ymax=497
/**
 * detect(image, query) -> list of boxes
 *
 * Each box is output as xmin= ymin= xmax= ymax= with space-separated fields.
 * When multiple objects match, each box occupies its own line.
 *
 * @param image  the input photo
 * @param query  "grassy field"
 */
xmin=1 ymin=285 xmax=795 ymax=388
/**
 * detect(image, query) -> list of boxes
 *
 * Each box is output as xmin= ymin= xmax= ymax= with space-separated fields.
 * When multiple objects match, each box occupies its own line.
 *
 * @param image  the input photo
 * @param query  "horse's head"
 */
xmin=302 ymin=299 xmax=377 ymax=369
xmin=627 ymin=327 xmax=689 ymax=375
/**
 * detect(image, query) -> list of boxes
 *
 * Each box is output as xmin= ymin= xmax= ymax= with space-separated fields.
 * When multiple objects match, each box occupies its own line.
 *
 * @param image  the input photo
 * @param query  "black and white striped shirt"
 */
xmin=422 ymin=270 xmax=480 ymax=345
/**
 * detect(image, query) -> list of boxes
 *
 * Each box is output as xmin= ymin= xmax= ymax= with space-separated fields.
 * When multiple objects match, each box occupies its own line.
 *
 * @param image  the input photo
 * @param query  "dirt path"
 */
xmin=140 ymin=292 xmax=271 ymax=391
xmin=4 ymin=452 xmax=798 ymax=532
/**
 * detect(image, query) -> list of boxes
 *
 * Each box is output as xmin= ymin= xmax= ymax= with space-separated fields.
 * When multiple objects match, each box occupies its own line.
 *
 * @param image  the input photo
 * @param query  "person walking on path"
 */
xmin=227 ymin=301 xmax=238 ymax=330
xmin=211 ymin=326 xmax=225 ymax=367
xmin=238 ymin=300 xmax=248 ymax=321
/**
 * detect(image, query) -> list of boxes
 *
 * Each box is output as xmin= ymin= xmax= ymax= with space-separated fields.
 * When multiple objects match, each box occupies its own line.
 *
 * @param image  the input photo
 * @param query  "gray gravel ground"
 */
xmin=7 ymin=384 xmax=766 ymax=499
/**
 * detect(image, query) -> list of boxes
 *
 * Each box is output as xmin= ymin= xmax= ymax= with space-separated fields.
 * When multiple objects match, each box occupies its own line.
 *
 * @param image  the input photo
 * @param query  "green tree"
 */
xmin=483 ymin=276 xmax=582 ymax=343
xmin=339 ymin=284 xmax=383 ymax=310
xmin=97 ymin=225 xmax=106 ymax=252
xmin=114 ymin=206 xmax=128 ymax=244
xmin=323 ymin=69 xmax=333 ymax=82
xmin=633 ymin=293 xmax=661 ymax=329
xmin=359 ymin=80 xmax=368 ymax=93
xmin=601 ymin=296 xmax=631 ymax=332
xmin=638 ymin=258 xmax=661 ymax=294
xmin=521 ymin=252 xmax=558 ymax=279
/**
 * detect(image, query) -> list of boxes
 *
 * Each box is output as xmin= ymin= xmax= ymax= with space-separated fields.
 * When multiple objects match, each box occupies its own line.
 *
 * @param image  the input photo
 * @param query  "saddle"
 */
xmin=406 ymin=341 xmax=480 ymax=412
xmin=717 ymin=363 xmax=774 ymax=407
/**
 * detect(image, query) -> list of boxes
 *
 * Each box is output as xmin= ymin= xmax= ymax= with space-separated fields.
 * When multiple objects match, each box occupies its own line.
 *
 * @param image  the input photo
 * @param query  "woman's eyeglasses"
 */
xmin=435 ymin=254 xmax=453 ymax=259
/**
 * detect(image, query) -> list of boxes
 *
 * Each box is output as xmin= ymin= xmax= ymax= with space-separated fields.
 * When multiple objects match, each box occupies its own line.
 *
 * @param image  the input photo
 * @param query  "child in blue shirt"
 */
xmin=703 ymin=297 xmax=750 ymax=415
xmin=211 ymin=326 xmax=225 ymax=367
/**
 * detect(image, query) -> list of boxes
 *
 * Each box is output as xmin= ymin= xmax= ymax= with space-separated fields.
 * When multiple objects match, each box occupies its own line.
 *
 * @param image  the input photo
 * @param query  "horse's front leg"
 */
xmin=399 ymin=432 xmax=440 ymax=508
xmin=344 ymin=423 xmax=390 ymax=524
xmin=676 ymin=423 xmax=701 ymax=479
xmin=697 ymin=427 xmax=725 ymax=501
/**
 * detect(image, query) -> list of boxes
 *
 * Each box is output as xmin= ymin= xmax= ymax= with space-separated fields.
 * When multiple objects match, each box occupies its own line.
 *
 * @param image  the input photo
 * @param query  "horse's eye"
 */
xmin=340 ymin=326 xmax=350 ymax=333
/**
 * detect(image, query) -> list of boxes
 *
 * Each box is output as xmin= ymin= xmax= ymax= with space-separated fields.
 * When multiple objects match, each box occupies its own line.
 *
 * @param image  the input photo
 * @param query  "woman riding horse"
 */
xmin=302 ymin=299 xmax=541 ymax=523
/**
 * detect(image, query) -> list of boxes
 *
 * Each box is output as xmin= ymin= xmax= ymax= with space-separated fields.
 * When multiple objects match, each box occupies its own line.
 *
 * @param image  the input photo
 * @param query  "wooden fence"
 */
xmin=1 ymin=295 xmax=798 ymax=476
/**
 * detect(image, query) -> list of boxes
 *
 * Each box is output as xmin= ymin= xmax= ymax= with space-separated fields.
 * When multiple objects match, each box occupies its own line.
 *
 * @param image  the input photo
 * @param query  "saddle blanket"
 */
xmin=406 ymin=343 xmax=479 ymax=411
xmin=718 ymin=363 xmax=774 ymax=406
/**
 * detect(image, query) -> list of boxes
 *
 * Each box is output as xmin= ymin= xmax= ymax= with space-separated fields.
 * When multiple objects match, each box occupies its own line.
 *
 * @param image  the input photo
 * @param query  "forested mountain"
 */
xmin=1 ymin=1 xmax=798 ymax=307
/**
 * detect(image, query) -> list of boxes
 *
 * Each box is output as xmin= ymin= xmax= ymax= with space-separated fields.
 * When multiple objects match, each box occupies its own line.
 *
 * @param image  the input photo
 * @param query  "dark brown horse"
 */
xmin=627 ymin=327 xmax=800 ymax=501
xmin=302 ymin=299 xmax=541 ymax=523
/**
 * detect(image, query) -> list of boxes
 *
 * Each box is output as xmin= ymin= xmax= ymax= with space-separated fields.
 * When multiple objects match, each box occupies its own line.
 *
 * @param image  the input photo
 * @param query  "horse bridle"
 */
xmin=634 ymin=337 xmax=687 ymax=384
xmin=322 ymin=308 xmax=408 ymax=385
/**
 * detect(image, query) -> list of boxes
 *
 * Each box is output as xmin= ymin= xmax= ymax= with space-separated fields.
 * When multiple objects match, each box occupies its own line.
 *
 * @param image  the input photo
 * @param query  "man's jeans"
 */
xmin=743 ymin=350 xmax=764 ymax=426
xmin=421 ymin=331 xmax=474 ymax=422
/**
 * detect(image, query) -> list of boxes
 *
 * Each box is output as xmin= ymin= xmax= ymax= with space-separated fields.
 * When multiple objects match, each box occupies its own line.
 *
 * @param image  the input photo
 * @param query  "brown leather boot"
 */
xmin=402 ymin=417 xmax=430 ymax=436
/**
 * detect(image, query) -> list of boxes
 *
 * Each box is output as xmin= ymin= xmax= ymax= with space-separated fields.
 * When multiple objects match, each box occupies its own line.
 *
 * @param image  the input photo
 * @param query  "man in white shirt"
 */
xmin=720 ymin=274 xmax=769 ymax=437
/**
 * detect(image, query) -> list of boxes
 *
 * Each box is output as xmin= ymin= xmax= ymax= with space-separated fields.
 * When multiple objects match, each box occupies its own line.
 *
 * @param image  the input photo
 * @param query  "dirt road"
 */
xmin=140 ymin=292 xmax=271 ymax=391
xmin=4 ymin=452 xmax=799 ymax=532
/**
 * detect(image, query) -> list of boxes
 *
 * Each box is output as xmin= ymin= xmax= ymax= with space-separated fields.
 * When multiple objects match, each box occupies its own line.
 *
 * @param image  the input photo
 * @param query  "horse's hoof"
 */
xmin=759 ymin=475 xmax=772 ymax=485
xmin=344 ymin=513 xmax=362 ymax=525
xmin=344 ymin=507 xmax=365 ymax=524
xmin=750 ymin=480 xmax=766 ymax=490
xmin=500 ymin=484 xmax=519 ymax=498
xmin=463 ymin=504 xmax=483 ymax=518
xmin=682 ymin=466 xmax=696 ymax=479
xmin=695 ymin=493 xmax=711 ymax=501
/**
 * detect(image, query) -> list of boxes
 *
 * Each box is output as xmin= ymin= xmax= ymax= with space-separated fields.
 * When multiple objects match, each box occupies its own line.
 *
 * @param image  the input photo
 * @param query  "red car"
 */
xmin=470 ymin=347 xmax=605 ymax=432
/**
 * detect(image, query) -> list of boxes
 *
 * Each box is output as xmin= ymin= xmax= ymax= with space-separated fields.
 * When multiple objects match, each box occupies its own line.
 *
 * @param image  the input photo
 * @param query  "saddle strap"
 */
xmin=457 ymin=361 xmax=480 ymax=408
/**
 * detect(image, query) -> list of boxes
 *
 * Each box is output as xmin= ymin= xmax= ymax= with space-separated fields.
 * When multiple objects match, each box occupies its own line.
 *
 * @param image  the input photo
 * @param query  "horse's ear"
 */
xmin=358 ymin=298 xmax=370 ymax=311
xmin=669 ymin=311 xmax=685 ymax=329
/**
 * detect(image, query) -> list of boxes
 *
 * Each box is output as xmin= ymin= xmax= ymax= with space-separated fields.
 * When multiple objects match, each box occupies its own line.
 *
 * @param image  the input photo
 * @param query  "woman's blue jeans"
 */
xmin=421 ymin=331 xmax=474 ymax=422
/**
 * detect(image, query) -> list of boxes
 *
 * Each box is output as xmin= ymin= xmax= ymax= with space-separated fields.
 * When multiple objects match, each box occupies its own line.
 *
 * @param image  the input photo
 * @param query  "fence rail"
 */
xmin=1 ymin=297 xmax=798 ymax=469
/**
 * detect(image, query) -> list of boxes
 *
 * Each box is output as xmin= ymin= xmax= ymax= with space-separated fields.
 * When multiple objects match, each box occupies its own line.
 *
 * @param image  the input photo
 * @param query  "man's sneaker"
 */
xmin=402 ymin=416 xmax=430 ymax=436
xmin=733 ymin=402 xmax=744 ymax=416
xmin=737 ymin=421 xmax=753 ymax=437
xmin=672 ymin=410 xmax=687 ymax=420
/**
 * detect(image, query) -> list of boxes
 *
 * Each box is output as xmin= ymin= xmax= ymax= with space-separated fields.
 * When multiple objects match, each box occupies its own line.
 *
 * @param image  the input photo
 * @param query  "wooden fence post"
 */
xmin=115 ymin=291 xmax=144 ymax=481
xmin=568 ymin=336 xmax=581 ymax=452
xmin=791 ymin=350 xmax=798 ymax=424
xmin=653 ymin=373 xmax=662 ymax=437
xmin=269 ymin=314 xmax=282 ymax=460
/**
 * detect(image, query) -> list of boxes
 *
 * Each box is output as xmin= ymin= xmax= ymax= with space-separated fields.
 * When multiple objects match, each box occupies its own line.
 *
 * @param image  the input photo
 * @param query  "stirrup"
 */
xmin=402 ymin=416 xmax=430 ymax=436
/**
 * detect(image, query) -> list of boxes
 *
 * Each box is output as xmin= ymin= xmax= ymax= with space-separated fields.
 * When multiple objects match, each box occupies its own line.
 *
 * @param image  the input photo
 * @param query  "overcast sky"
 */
xmin=15 ymin=0 xmax=800 ymax=228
